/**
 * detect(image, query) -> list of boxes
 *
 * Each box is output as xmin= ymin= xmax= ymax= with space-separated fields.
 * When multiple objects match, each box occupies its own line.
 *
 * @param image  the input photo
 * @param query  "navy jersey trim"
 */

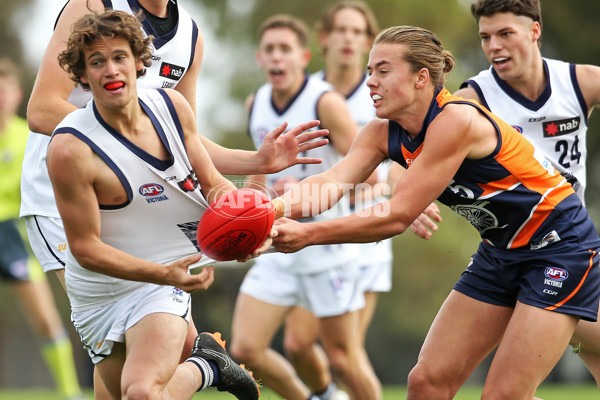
xmin=464 ymin=79 xmax=490 ymax=110
xmin=345 ymin=72 xmax=368 ymax=100
xmin=247 ymin=94 xmax=257 ymax=140
xmin=271 ymin=74 xmax=310 ymax=116
xmin=189 ymin=20 xmax=199 ymax=70
xmin=157 ymin=89 xmax=186 ymax=147
xmin=52 ymin=127 xmax=133 ymax=209
xmin=92 ymin=97 xmax=175 ymax=172
xmin=570 ymin=63 xmax=589 ymax=125
xmin=491 ymin=61 xmax=552 ymax=112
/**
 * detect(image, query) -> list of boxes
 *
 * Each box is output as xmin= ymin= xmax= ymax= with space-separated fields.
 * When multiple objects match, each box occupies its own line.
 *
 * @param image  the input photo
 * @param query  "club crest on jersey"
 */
xmin=512 ymin=125 xmax=523 ymax=133
xmin=543 ymin=117 xmax=580 ymax=137
xmin=178 ymin=173 xmax=199 ymax=193
xmin=159 ymin=62 xmax=185 ymax=81
xmin=139 ymin=183 xmax=169 ymax=203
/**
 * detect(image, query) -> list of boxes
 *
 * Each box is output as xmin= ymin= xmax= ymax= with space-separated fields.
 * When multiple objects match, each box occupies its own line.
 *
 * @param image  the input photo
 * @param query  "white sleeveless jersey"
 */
xmin=20 ymin=0 xmax=199 ymax=218
xmin=312 ymin=70 xmax=375 ymax=128
xmin=248 ymin=75 xmax=358 ymax=274
xmin=312 ymin=70 xmax=392 ymax=265
xmin=465 ymin=58 xmax=588 ymax=202
xmin=249 ymin=76 xmax=346 ymax=191
xmin=58 ymin=89 xmax=210 ymax=312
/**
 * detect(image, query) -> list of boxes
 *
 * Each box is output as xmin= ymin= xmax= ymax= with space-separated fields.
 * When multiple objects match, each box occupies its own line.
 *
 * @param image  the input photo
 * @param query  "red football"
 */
xmin=197 ymin=188 xmax=275 ymax=261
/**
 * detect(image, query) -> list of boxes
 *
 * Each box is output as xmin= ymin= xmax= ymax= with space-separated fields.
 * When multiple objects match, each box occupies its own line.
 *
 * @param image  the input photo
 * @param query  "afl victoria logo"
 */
xmin=139 ymin=183 xmax=164 ymax=196
xmin=544 ymin=267 xmax=568 ymax=281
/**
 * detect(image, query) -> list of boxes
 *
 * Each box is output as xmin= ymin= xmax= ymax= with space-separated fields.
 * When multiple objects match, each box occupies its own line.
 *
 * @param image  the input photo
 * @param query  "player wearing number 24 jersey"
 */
xmin=461 ymin=58 xmax=588 ymax=201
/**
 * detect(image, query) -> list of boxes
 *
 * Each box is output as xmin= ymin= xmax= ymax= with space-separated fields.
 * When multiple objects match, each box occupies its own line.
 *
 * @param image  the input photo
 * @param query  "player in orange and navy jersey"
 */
xmin=454 ymin=0 xmax=600 ymax=386
xmin=269 ymin=25 xmax=600 ymax=399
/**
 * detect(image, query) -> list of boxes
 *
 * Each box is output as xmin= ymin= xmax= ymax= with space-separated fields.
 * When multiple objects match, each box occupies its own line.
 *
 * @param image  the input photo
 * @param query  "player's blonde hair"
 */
xmin=374 ymin=25 xmax=454 ymax=88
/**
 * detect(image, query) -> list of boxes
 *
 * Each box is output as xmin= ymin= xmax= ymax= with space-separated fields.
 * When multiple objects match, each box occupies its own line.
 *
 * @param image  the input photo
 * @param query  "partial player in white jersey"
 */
xmin=281 ymin=4 xmax=384 ymax=399
xmin=24 ymin=1 xmax=328 ymax=398
xmin=24 ymin=0 xmax=328 ymax=280
xmin=454 ymin=0 xmax=600 ymax=387
xmin=227 ymin=14 xmax=385 ymax=400
xmin=48 ymin=11 xmax=261 ymax=399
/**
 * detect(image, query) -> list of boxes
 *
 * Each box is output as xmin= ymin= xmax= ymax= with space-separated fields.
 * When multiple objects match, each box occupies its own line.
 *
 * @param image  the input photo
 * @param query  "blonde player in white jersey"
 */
xmin=226 ymin=14 xmax=389 ymax=400
xmin=454 ymin=0 xmax=600 ymax=387
xmin=48 ymin=11 xmax=264 ymax=399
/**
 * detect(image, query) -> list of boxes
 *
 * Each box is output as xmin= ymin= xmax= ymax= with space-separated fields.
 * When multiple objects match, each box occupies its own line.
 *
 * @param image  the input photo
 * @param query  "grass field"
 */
xmin=0 ymin=384 xmax=597 ymax=400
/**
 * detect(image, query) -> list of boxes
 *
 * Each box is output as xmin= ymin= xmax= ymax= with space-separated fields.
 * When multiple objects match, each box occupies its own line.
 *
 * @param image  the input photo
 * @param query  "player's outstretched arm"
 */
xmin=165 ymin=89 xmax=236 ymax=204
xmin=201 ymin=120 xmax=329 ymax=176
xmin=388 ymin=162 xmax=442 ymax=240
xmin=27 ymin=0 xmax=105 ymax=134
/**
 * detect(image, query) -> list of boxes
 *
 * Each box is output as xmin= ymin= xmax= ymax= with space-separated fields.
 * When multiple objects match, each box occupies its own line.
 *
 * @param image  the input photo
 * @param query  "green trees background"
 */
xmin=1 ymin=0 xmax=599 ymax=389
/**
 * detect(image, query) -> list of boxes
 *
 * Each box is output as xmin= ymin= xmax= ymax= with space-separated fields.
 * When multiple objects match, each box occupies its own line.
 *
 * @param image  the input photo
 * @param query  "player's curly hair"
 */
xmin=58 ymin=10 xmax=153 ymax=90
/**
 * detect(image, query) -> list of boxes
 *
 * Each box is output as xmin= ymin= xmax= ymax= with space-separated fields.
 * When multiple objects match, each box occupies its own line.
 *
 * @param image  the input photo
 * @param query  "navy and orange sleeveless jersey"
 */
xmin=388 ymin=86 xmax=584 ymax=250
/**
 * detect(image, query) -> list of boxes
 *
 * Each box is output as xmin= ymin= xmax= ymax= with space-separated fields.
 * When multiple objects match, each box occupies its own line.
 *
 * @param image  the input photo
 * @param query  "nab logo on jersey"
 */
xmin=544 ymin=267 xmax=568 ymax=281
xmin=139 ymin=183 xmax=164 ymax=196
xmin=543 ymin=117 xmax=580 ymax=138
xmin=159 ymin=62 xmax=185 ymax=81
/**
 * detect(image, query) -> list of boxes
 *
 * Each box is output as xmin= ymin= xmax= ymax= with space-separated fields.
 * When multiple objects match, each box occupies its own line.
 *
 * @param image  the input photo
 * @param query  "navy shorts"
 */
xmin=454 ymin=238 xmax=600 ymax=322
xmin=0 ymin=219 xmax=32 ymax=281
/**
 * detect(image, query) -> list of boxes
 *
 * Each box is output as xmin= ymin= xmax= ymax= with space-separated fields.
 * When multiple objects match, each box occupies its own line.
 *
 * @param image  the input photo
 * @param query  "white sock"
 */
xmin=185 ymin=356 xmax=214 ymax=390
xmin=314 ymin=382 xmax=337 ymax=400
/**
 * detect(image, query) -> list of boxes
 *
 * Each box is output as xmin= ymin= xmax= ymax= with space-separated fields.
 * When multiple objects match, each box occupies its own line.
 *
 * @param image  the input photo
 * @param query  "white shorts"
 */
xmin=356 ymin=260 xmax=392 ymax=293
xmin=71 ymin=284 xmax=191 ymax=364
xmin=240 ymin=258 xmax=364 ymax=318
xmin=24 ymin=215 xmax=68 ymax=272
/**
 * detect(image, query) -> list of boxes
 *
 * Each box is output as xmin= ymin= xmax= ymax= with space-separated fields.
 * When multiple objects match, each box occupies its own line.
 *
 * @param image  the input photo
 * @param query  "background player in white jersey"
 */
xmin=0 ymin=58 xmax=87 ymax=400
xmin=48 ymin=11 xmax=262 ymax=399
xmin=454 ymin=0 xmax=600 ymax=386
xmin=281 ymin=3 xmax=385 ymax=399
xmin=24 ymin=1 xmax=328 ymax=396
xmin=227 ymin=14 xmax=384 ymax=400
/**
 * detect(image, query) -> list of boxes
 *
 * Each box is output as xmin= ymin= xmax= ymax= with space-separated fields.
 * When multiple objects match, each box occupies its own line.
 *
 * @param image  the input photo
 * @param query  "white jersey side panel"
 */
xmin=312 ymin=70 xmax=376 ymax=129
xmin=20 ymin=0 xmax=198 ymax=218
xmin=313 ymin=70 xmax=393 ymax=265
xmin=467 ymin=58 xmax=588 ymax=201
xmin=60 ymin=89 xmax=210 ymax=312
xmin=248 ymin=76 xmax=358 ymax=273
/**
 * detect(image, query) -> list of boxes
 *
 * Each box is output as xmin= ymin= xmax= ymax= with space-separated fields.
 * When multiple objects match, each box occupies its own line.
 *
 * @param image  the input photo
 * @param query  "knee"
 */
xmin=283 ymin=331 xmax=312 ymax=359
xmin=407 ymin=363 xmax=454 ymax=400
xmin=325 ymin=346 xmax=356 ymax=378
xmin=229 ymin=339 xmax=260 ymax=367
xmin=122 ymin=381 xmax=160 ymax=400
xmin=407 ymin=365 xmax=429 ymax=395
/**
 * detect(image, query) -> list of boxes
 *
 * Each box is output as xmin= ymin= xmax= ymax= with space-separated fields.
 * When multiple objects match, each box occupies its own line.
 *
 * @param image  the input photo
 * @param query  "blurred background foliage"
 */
xmin=1 ymin=0 xmax=599 ymax=390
